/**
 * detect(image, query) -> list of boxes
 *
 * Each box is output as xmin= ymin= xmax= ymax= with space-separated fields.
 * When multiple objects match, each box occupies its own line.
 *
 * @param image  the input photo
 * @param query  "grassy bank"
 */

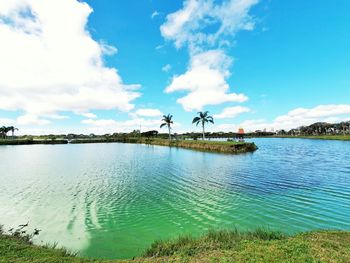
xmin=140 ymin=138 xmax=257 ymax=154
xmin=1 ymin=137 xmax=257 ymax=154
xmin=1 ymin=229 xmax=349 ymax=262
xmin=0 ymin=139 xmax=68 ymax=145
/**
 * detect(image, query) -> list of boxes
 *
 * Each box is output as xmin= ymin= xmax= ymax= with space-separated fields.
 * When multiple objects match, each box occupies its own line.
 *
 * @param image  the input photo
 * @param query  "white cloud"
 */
xmin=135 ymin=108 xmax=163 ymax=117
xmin=216 ymin=104 xmax=350 ymax=132
xmin=161 ymin=0 xmax=257 ymax=111
xmin=0 ymin=118 xmax=15 ymax=126
xmin=44 ymin=114 xmax=70 ymax=120
xmin=81 ymin=117 xmax=176 ymax=134
xmin=78 ymin=112 xmax=97 ymax=119
xmin=165 ymin=50 xmax=247 ymax=111
xmin=214 ymin=106 xmax=250 ymax=119
xmin=273 ymin=104 xmax=350 ymax=129
xmin=162 ymin=64 xmax=172 ymax=72
xmin=99 ymin=41 xmax=118 ymax=55
xmin=151 ymin=11 xmax=160 ymax=19
xmin=0 ymin=0 xmax=140 ymax=125
xmin=160 ymin=0 xmax=258 ymax=50
xmin=16 ymin=114 xmax=51 ymax=126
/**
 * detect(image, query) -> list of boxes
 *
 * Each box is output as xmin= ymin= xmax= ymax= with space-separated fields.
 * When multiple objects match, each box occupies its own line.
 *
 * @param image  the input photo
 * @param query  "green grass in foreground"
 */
xmin=1 ymin=228 xmax=350 ymax=263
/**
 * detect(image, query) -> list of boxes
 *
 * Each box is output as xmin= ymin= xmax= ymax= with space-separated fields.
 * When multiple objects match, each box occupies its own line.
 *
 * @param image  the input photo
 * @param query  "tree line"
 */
xmin=276 ymin=121 xmax=350 ymax=136
xmin=160 ymin=111 xmax=214 ymax=140
xmin=0 ymin=126 xmax=18 ymax=139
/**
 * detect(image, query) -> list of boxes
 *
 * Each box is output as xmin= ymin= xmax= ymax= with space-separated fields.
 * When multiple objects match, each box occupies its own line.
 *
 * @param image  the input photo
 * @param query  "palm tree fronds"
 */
xmin=192 ymin=111 xmax=214 ymax=140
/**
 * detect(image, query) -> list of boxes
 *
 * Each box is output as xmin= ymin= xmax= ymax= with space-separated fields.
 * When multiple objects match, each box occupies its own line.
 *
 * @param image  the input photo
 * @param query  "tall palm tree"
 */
xmin=160 ymin=114 xmax=173 ymax=140
xmin=8 ymin=126 xmax=18 ymax=139
xmin=192 ymin=111 xmax=214 ymax=140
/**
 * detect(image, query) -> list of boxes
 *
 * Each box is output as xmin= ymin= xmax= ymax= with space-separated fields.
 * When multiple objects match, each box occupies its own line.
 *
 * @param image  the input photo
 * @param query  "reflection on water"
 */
xmin=0 ymin=138 xmax=349 ymax=259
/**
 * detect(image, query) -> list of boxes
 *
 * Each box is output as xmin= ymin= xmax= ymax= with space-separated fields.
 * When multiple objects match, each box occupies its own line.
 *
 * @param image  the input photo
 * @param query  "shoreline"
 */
xmin=0 ymin=138 xmax=257 ymax=154
xmin=140 ymin=138 xmax=258 ymax=154
xmin=1 ymin=229 xmax=349 ymax=262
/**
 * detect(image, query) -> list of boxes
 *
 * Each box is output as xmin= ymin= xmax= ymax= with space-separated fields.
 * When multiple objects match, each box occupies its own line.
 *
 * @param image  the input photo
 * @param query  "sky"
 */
xmin=0 ymin=0 xmax=349 ymax=135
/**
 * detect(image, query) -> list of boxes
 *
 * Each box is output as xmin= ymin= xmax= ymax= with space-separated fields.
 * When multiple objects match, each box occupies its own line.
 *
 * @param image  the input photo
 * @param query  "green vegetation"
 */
xmin=0 ymin=126 xmax=18 ymax=139
xmin=1 ymin=227 xmax=350 ymax=263
xmin=0 ymin=139 xmax=68 ymax=145
xmin=276 ymin=121 xmax=350 ymax=137
xmin=141 ymin=138 xmax=257 ymax=154
xmin=0 ymin=234 xmax=80 ymax=263
xmin=192 ymin=111 xmax=214 ymax=140
xmin=70 ymin=137 xmax=257 ymax=154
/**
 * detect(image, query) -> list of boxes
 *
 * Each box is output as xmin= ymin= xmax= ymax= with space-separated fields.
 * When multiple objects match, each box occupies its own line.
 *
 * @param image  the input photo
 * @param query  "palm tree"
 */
xmin=192 ymin=111 xmax=214 ymax=140
xmin=0 ymin=126 xmax=11 ymax=139
xmin=8 ymin=126 xmax=18 ymax=139
xmin=0 ymin=126 xmax=6 ymax=139
xmin=160 ymin=114 xmax=173 ymax=140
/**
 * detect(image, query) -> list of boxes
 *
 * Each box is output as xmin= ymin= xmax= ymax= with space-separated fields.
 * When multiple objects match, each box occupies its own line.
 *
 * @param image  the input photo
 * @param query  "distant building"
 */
xmin=237 ymin=128 xmax=245 ymax=141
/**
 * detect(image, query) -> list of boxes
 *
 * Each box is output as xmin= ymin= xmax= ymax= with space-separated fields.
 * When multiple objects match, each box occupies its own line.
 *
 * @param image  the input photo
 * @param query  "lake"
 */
xmin=0 ymin=138 xmax=349 ymax=259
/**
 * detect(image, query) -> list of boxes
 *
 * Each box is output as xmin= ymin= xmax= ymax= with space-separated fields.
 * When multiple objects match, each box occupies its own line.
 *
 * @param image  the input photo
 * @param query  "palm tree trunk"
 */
xmin=168 ymin=125 xmax=171 ymax=140
xmin=202 ymin=123 xmax=205 ymax=140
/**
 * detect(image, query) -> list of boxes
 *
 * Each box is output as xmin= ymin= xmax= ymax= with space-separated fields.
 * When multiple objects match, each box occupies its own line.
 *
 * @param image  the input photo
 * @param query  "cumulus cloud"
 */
xmin=165 ymin=50 xmax=247 ymax=111
xmin=135 ymin=108 xmax=163 ymax=117
xmin=16 ymin=114 xmax=51 ymax=126
xmin=272 ymin=104 xmax=350 ymax=129
xmin=81 ymin=117 xmax=180 ymax=134
xmin=160 ymin=0 xmax=258 ymax=50
xmin=161 ymin=0 xmax=258 ymax=111
xmin=162 ymin=64 xmax=172 ymax=72
xmin=214 ymin=106 xmax=250 ymax=119
xmin=0 ymin=0 xmax=140 ymax=125
xmin=216 ymin=104 xmax=350 ymax=132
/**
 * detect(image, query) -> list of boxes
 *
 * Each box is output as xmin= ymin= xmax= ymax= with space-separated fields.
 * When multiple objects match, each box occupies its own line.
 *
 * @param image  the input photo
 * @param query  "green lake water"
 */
xmin=0 ymin=138 xmax=349 ymax=259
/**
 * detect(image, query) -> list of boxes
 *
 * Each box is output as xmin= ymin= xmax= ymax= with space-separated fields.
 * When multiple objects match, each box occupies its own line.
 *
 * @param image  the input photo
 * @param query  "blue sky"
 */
xmin=0 ymin=0 xmax=349 ymax=134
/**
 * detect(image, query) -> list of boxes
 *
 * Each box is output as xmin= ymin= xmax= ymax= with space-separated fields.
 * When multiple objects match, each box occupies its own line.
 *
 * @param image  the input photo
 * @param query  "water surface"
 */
xmin=0 ymin=138 xmax=349 ymax=259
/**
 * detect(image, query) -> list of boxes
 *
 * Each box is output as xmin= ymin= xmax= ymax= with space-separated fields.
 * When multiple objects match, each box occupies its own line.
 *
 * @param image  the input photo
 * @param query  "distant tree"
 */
xmin=0 ymin=126 xmax=12 ymax=139
xmin=8 ymin=126 xmax=18 ymax=139
xmin=160 ymin=114 xmax=173 ymax=140
xmin=141 ymin=130 xmax=158 ymax=138
xmin=192 ymin=111 xmax=214 ymax=140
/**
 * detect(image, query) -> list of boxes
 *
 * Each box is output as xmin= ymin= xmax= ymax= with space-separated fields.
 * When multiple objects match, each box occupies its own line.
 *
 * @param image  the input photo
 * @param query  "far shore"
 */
xmin=0 ymin=138 xmax=258 ymax=154
xmin=266 ymin=135 xmax=350 ymax=141
xmin=1 ymin=134 xmax=349 ymax=147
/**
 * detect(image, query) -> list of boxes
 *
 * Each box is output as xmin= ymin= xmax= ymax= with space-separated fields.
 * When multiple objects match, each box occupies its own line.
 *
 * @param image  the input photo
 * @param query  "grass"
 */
xmin=143 ymin=228 xmax=286 ymax=257
xmin=0 ymin=228 xmax=79 ymax=263
xmin=0 ymin=139 xmax=68 ymax=145
xmin=1 ymin=227 xmax=350 ymax=263
xmin=141 ymin=138 xmax=258 ymax=154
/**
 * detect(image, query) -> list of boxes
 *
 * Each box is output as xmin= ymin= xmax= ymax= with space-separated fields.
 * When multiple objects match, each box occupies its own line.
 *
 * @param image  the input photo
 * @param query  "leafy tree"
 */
xmin=192 ymin=111 xmax=214 ymax=140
